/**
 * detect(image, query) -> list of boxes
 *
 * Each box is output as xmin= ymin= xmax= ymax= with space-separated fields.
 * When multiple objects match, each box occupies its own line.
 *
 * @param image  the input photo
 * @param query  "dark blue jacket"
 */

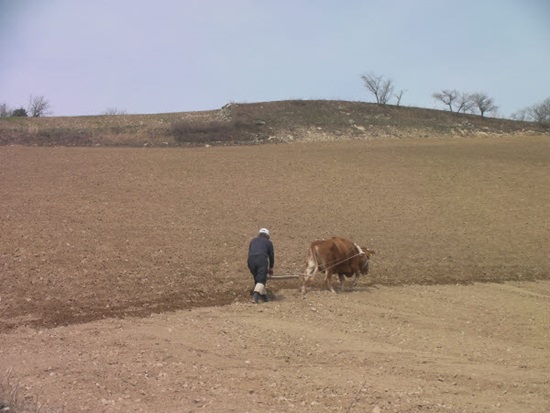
xmin=248 ymin=236 xmax=274 ymax=268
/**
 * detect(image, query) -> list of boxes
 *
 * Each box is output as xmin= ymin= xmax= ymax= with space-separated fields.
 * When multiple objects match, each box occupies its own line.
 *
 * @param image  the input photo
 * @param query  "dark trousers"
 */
xmin=247 ymin=254 xmax=268 ymax=286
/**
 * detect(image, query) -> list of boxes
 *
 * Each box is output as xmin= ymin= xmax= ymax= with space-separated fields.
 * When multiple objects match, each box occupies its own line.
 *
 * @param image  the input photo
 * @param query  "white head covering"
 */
xmin=259 ymin=228 xmax=270 ymax=237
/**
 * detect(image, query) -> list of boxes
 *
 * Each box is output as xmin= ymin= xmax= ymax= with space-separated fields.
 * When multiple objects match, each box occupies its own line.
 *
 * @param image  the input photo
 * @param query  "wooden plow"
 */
xmin=267 ymin=274 xmax=301 ymax=280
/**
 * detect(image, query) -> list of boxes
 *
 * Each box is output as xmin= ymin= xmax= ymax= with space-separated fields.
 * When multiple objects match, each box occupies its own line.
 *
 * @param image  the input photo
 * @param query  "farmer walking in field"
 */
xmin=247 ymin=228 xmax=274 ymax=304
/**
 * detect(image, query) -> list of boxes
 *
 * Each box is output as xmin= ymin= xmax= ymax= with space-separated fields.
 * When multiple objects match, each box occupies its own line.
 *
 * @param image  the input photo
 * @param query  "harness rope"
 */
xmin=268 ymin=251 xmax=367 ymax=280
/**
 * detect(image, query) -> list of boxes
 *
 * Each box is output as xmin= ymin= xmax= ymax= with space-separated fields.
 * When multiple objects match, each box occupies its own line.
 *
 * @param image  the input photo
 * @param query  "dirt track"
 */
xmin=1 ymin=136 xmax=549 ymax=412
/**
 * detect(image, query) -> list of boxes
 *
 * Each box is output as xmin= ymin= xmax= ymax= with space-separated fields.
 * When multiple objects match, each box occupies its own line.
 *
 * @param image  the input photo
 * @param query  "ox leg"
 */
xmin=338 ymin=274 xmax=346 ymax=292
xmin=351 ymin=273 xmax=360 ymax=288
xmin=324 ymin=271 xmax=336 ymax=293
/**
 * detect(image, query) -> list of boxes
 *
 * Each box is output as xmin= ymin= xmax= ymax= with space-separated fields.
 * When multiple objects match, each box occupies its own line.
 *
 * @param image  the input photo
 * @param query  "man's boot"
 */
xmin=252 ymin=292 xmax=260 ymax=304
xmin=261 ymin=294 xmax=270 ymax=303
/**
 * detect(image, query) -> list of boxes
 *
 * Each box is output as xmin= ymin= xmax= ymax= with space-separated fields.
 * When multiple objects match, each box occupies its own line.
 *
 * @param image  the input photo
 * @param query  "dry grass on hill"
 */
xmin=1 ymin=100 xmax=547 ymax=147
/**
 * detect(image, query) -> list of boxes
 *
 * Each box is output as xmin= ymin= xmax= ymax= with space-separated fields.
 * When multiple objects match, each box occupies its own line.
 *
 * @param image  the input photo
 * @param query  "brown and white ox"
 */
xmin=302 ymin=237 xmax=375 ymax=294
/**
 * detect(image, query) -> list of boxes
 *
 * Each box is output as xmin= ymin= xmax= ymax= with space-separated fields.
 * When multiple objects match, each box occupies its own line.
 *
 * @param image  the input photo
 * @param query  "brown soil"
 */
xmin=1 ymin=135 xmax=549 ymax=412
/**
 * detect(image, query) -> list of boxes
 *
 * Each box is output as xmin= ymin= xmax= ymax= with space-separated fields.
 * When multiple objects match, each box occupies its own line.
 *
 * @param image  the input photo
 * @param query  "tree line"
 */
xmin=361 ymin=72 xmax=549 ymax=123
xmin=510 ymin=98 xmax=550 ymax=124
xmin=0 ymin=95 xmax=51 ymax=117
xmin=2 ymin=79 xmax=549 ymax=124
xmin=0 ymin=95 xmax=128 ymax=118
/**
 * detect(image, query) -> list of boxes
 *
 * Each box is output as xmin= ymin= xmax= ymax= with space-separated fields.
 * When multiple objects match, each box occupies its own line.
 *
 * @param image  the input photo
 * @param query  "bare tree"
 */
xmin=379 ymin=80 xmax=394 ymax=105
xmin=0 ymin=103 xmax=12 ymax=117
xmin=360 ymin=73 xmax=395 ymax=105
xmin=469 ymin=92 xmax=498 ymax=118
xmin=28 ymin=94 xmax=51 ymax=117
xmin=102 ymin=107 xmax=127 ymax=116
xmin=510 ymin=108 xmax=529 ymax=122
xmin=432 ymin=89 xmax=458 ymax=112
xmin=529 ymin=97 xmax=550 ymax=124
xmin=394 ymin=90 xmax=406 ymax=107
xmin=511 ymin=98 xmax=550 ymax=124
xmin=455 ymin=92 xmax=474 ymax=113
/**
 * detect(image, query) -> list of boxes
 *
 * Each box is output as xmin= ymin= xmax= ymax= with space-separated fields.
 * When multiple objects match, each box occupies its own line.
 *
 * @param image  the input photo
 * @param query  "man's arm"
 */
xmin=268 ymin=242 xmax=274 ymax=269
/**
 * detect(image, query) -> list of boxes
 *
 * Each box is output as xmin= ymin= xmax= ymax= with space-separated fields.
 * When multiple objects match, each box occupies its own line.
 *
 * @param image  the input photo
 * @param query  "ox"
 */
xmin=302 ymin=237 xmax=375 ymax=294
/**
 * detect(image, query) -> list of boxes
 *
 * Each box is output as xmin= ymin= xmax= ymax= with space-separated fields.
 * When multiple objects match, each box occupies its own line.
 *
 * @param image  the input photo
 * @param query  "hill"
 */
xmin=1 ymin=100 xmax=548 ymax=146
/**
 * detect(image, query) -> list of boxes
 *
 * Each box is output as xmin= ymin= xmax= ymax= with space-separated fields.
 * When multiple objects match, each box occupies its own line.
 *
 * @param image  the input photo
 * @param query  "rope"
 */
xmin=319 ymin=251 xmax=364 ymax=271
xmin=268 ymin=251 xmax=365 ymax=280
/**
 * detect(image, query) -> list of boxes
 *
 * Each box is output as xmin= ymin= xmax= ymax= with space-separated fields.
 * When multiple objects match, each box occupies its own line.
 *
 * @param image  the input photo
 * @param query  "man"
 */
xmin=247 ymin=228 xmax=275 ymax=304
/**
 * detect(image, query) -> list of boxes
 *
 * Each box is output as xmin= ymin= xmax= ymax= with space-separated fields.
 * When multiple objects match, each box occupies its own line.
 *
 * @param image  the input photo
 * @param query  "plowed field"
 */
xmin=1 ymin=135 xmax=549 ymax=412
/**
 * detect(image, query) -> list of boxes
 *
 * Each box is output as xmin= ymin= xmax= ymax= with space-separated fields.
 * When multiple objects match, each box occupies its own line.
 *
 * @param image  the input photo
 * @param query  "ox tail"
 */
xmin=303 ymin=245 xmax=320 ymax=295
xmin=305 ymin=245 xmax=320 ymax=275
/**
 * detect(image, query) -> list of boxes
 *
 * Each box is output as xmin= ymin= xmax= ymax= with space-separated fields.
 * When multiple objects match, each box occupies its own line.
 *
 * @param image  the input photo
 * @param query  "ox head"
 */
xmin=358 ymin=247 xmax=375 ymax=275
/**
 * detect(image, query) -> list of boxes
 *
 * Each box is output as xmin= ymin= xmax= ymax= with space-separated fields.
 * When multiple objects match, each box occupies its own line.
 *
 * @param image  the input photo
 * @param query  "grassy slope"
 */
xmin=1 ymin=100 xmax=548 ymax=147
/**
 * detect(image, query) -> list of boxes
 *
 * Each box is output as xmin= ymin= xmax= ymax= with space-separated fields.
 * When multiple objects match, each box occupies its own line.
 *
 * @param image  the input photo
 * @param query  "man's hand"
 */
xmin=268 ymin=268 xmax=274 ymax=276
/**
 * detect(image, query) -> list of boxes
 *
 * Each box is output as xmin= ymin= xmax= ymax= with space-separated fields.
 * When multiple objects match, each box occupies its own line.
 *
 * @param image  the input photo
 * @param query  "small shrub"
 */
xmin=102 ymin=107 xmax=127 ymax=116
xmin=0 ymin=128 xmax=95 ymax=146
xmin=170 ymin=119 xmax=261 ymax=144
xmin=12 ymin=108 xmax=28 ymax=117
xmin=37 ymin=128 xmax=94 ymax=146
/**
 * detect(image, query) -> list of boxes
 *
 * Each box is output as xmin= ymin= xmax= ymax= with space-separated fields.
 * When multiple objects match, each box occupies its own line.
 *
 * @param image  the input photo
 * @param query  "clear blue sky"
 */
xmin=1 ymin=0 xmax=548 ymax=117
